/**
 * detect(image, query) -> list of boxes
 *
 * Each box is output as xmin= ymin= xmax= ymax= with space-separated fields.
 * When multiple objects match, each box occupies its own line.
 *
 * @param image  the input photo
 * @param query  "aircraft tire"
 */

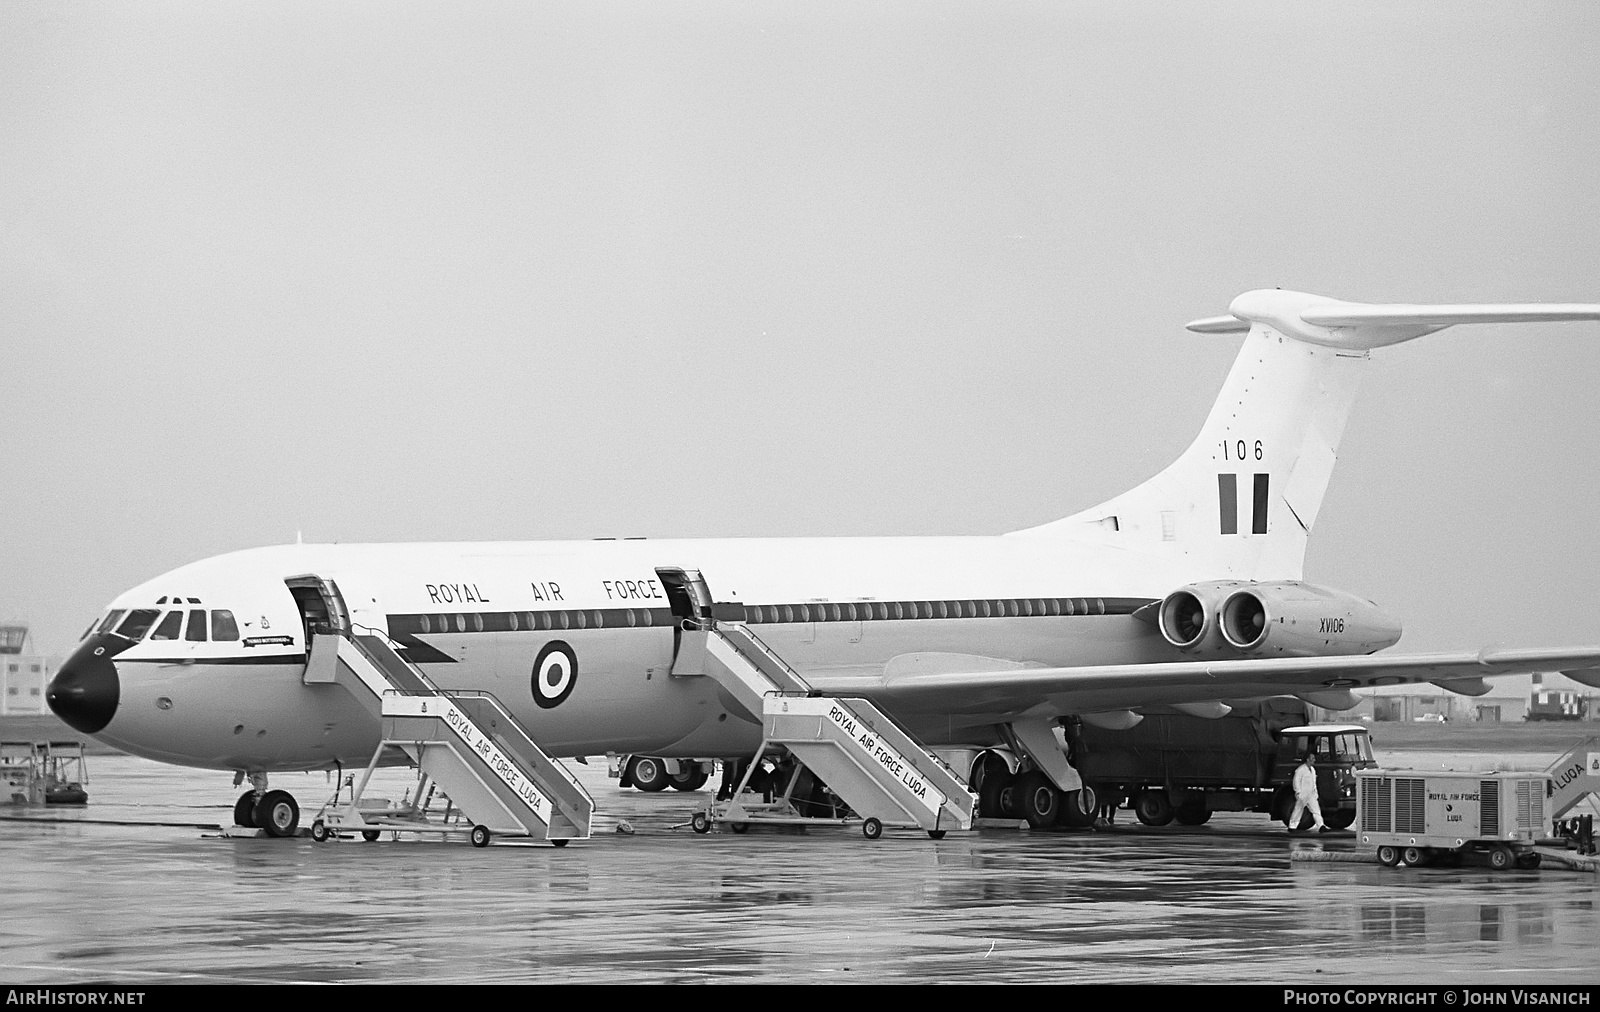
xmin=977 ymin=769 xmax=1015 ymax=820
xmin=1058 ymin=785 xmax=1098 ymax=829
xmin=253 ymin=790 xmax=300 ymax=838
xmin=669 ymin=767 xmax=709 ymax=792
xmin=629 ymin=757 xmax=671 ymax=793
xmin=1134 ymin=790 xmax=1174 ymax=827
xmin=969 ymin=751 xmax=1011 ymax=796
xmin=1015 ymin=770 xmax=1061 ymax=829
xmin=1325 ymin=809 xmax=1356 ymax=830
xmin=233 ymin=790 xmax=258 ymax=828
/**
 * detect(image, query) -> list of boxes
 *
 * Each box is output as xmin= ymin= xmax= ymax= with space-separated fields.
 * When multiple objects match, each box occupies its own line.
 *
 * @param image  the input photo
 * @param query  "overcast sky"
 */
xmin=3 ymin=2 xmax=1598 ymax=658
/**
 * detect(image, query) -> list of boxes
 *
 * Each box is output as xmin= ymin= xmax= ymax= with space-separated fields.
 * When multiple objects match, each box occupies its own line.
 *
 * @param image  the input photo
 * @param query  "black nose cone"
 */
xmin=47 ymin=635 xmax=123 ymax=734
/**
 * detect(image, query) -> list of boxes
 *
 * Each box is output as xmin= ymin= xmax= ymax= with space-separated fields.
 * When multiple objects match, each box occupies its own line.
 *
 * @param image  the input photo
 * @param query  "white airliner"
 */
xmin=47 ymin=289 xmax=1600 ymax=838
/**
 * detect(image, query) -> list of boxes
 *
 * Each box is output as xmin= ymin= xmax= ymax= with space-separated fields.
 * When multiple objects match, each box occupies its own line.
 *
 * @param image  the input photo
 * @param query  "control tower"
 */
xmin=0 ymin=623 xmax=49 ymax=716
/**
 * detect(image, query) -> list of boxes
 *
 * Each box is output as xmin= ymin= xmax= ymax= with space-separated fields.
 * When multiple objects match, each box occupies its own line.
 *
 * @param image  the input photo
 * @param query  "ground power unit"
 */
xmin=1356 ymin=768 xmax=1552 ymax=870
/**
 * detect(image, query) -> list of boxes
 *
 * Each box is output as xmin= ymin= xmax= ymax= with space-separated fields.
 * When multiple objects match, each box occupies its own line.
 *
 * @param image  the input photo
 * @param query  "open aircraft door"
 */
xmin=284 ymin=575 xmax=350 ymax=640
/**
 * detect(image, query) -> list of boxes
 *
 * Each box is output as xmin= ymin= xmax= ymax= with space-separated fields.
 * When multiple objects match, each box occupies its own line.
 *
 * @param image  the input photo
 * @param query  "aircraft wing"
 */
xmin=828 ymin=646 xmax=1600 ymax=720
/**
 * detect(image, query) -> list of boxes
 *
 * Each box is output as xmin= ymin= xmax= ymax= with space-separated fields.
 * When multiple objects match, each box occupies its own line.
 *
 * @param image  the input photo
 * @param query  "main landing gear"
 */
xmin=232 ymin=773 xmax=301 ymax=838
xmin=972 ymin=752 xmax=1096 ymax=830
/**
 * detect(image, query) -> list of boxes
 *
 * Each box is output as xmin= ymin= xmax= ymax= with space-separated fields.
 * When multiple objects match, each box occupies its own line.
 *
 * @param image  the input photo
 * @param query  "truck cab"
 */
xmin=1271 ymin=724 xmax=1376 ymax=829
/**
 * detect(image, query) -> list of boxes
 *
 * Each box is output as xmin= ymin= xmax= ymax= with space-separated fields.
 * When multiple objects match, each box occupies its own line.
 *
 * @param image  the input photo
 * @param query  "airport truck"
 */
xmin=1356 ymin=768 xmax=1552 ymax=869
xmin=1065 ymin=698 xmax=1376 ymax=829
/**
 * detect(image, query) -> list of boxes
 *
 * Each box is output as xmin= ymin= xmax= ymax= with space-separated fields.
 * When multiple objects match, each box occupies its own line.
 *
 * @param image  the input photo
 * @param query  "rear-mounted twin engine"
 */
xmin=1159 ymin=580 xmax=1401 ymax=658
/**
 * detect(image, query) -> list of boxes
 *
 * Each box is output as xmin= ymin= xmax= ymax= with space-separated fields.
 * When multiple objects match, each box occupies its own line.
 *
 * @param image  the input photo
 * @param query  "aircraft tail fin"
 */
xmin=1011 ymin=290 xmax=1600 ymax=582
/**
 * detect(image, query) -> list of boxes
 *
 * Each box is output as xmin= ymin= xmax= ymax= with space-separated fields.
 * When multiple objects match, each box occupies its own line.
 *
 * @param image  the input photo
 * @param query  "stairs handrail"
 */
xmin=344 ymin=623 xmax=593 ymax=808
xmin=715 ymin=621 xmax=814 ymax=694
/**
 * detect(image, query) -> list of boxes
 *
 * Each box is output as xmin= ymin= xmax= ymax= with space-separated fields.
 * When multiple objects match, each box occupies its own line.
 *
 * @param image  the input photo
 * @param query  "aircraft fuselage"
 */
xmin=58 ymin=534 xmax=1187 ymax=772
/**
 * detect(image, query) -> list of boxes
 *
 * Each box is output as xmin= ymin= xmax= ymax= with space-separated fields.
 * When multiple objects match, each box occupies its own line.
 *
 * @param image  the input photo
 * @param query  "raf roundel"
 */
xmin=531 ymin=641 xmax=578 ymax=709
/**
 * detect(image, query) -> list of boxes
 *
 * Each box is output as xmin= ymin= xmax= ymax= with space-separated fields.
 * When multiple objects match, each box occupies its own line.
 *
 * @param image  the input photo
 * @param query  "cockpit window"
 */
xmin=149 ymin=611 xmax=183 ymax=641
xmin=97 ymin=610 xmax=127 ymax=635
xmin=211 ymin=610 xmax=239 ymax=641
xmin=79 ymin=619 xmax=98 ymax=641
xmin=185 ymin=609 xmax=207 ymax=642
xmin=115 ymin=609 xmax=161 ymax=640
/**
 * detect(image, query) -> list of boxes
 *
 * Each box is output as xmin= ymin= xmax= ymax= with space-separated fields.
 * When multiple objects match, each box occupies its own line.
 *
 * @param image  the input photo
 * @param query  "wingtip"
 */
xmin=1186 ymin=314 xmax=1250 ymax=334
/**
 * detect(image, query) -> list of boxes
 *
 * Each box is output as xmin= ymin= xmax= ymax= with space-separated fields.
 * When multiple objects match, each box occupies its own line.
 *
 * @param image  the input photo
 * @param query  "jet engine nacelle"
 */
xmin=1217 ymin=581 xmax=1402 ymax=657
xmin=1156 ymin=580 xmax=1252 ymax=656
xmin=1159 ymin=580 xmax=1401 ymax=658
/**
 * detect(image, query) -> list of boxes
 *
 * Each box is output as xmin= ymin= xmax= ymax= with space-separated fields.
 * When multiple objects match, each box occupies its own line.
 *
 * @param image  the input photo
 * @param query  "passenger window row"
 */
xmin=413 ymin=608 xmax=673 ymax=635
xmin=740 ymin=597 xmax=1122 ymax=623
xmin=108 ymin=608 xmax=240 ymax=643
xmin=390 ymin=596 xmax=1146 ymax=638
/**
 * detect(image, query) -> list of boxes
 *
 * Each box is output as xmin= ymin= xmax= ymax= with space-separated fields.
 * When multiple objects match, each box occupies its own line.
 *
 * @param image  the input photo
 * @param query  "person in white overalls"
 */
xmin=1287 ymin=753 xmax=1326 ymax=832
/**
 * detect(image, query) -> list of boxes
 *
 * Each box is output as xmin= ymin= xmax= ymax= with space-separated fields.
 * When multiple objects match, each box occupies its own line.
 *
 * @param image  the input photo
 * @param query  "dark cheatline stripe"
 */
xmin=389 ymin=607 xmax=676 ymax=638
xmin=742 ymin=597 xmax=1155 ymax=624
xmin=381 ymin=596 xmax=1158 ymax=646
xmin=1218 ymin=472 xmax=1238 ymax=535
xmin=1252 ymin=472 xmax=1270 ymax=534
xmin=120 ymin=654 xmax=309 ymax=665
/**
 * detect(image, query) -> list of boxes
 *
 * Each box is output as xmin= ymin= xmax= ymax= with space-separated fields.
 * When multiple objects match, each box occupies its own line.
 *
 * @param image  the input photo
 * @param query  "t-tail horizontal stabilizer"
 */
xmin=1188 ymin=290 xmax=1600 ymax=350
xmin=1018 ymin=289 xmax=1600 ymax=585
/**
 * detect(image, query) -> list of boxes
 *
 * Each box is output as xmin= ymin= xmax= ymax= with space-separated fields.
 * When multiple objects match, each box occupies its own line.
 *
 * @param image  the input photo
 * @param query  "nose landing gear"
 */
xmin=231 ymin=774 xmax=302 ymax=838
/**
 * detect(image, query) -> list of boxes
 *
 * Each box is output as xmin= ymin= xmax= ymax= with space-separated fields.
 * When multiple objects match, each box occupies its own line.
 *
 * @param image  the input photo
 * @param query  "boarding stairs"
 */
xmin=690 ymin=621 xmax=975 ymax=839
xmin=304 ymin=630 xmax=593 ymax=846
xmin=1546 ymin=736 xmax=1600 ymax=821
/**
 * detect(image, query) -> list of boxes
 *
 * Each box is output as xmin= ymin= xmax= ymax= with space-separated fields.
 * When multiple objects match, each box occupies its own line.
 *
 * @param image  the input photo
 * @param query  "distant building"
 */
xmin=0 ymin=624 xmax=52 ymax=717
xmin=1341 ymin=671 xmax=1600 ymax=724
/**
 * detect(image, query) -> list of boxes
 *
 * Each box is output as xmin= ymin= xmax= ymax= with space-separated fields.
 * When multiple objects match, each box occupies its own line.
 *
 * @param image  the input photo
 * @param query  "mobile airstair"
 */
xmin=1 ymin=740 xmax=89 ymax=806
xmin=1547 ymin=736 xmax=1600 ymax=855
xmin=305 ymin=629 xmax=593 ymax=847
xmin=687 ymin=621 xmax=976 ymax=839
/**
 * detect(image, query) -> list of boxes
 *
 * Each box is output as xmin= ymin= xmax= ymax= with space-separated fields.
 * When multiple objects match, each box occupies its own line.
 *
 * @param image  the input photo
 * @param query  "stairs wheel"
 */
xmin=470 ymin=824 xmax=491 ymax=848
xmin=927 ymin=830 xmax=946 ymax=840
xmin=362 ymin=830 xmax=381 ymax=842
xmin=863 ymin=817 xmax=883 ymax=840
xmin=551 ymin=839 xmax=569 ymax=848
xmin=730 ymin=822 xmax=749 ymax=834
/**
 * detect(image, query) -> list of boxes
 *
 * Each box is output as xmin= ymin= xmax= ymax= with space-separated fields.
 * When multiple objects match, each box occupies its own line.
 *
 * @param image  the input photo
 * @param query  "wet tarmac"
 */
xmin=1 ymin=750 xmax=1597 ymax=985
